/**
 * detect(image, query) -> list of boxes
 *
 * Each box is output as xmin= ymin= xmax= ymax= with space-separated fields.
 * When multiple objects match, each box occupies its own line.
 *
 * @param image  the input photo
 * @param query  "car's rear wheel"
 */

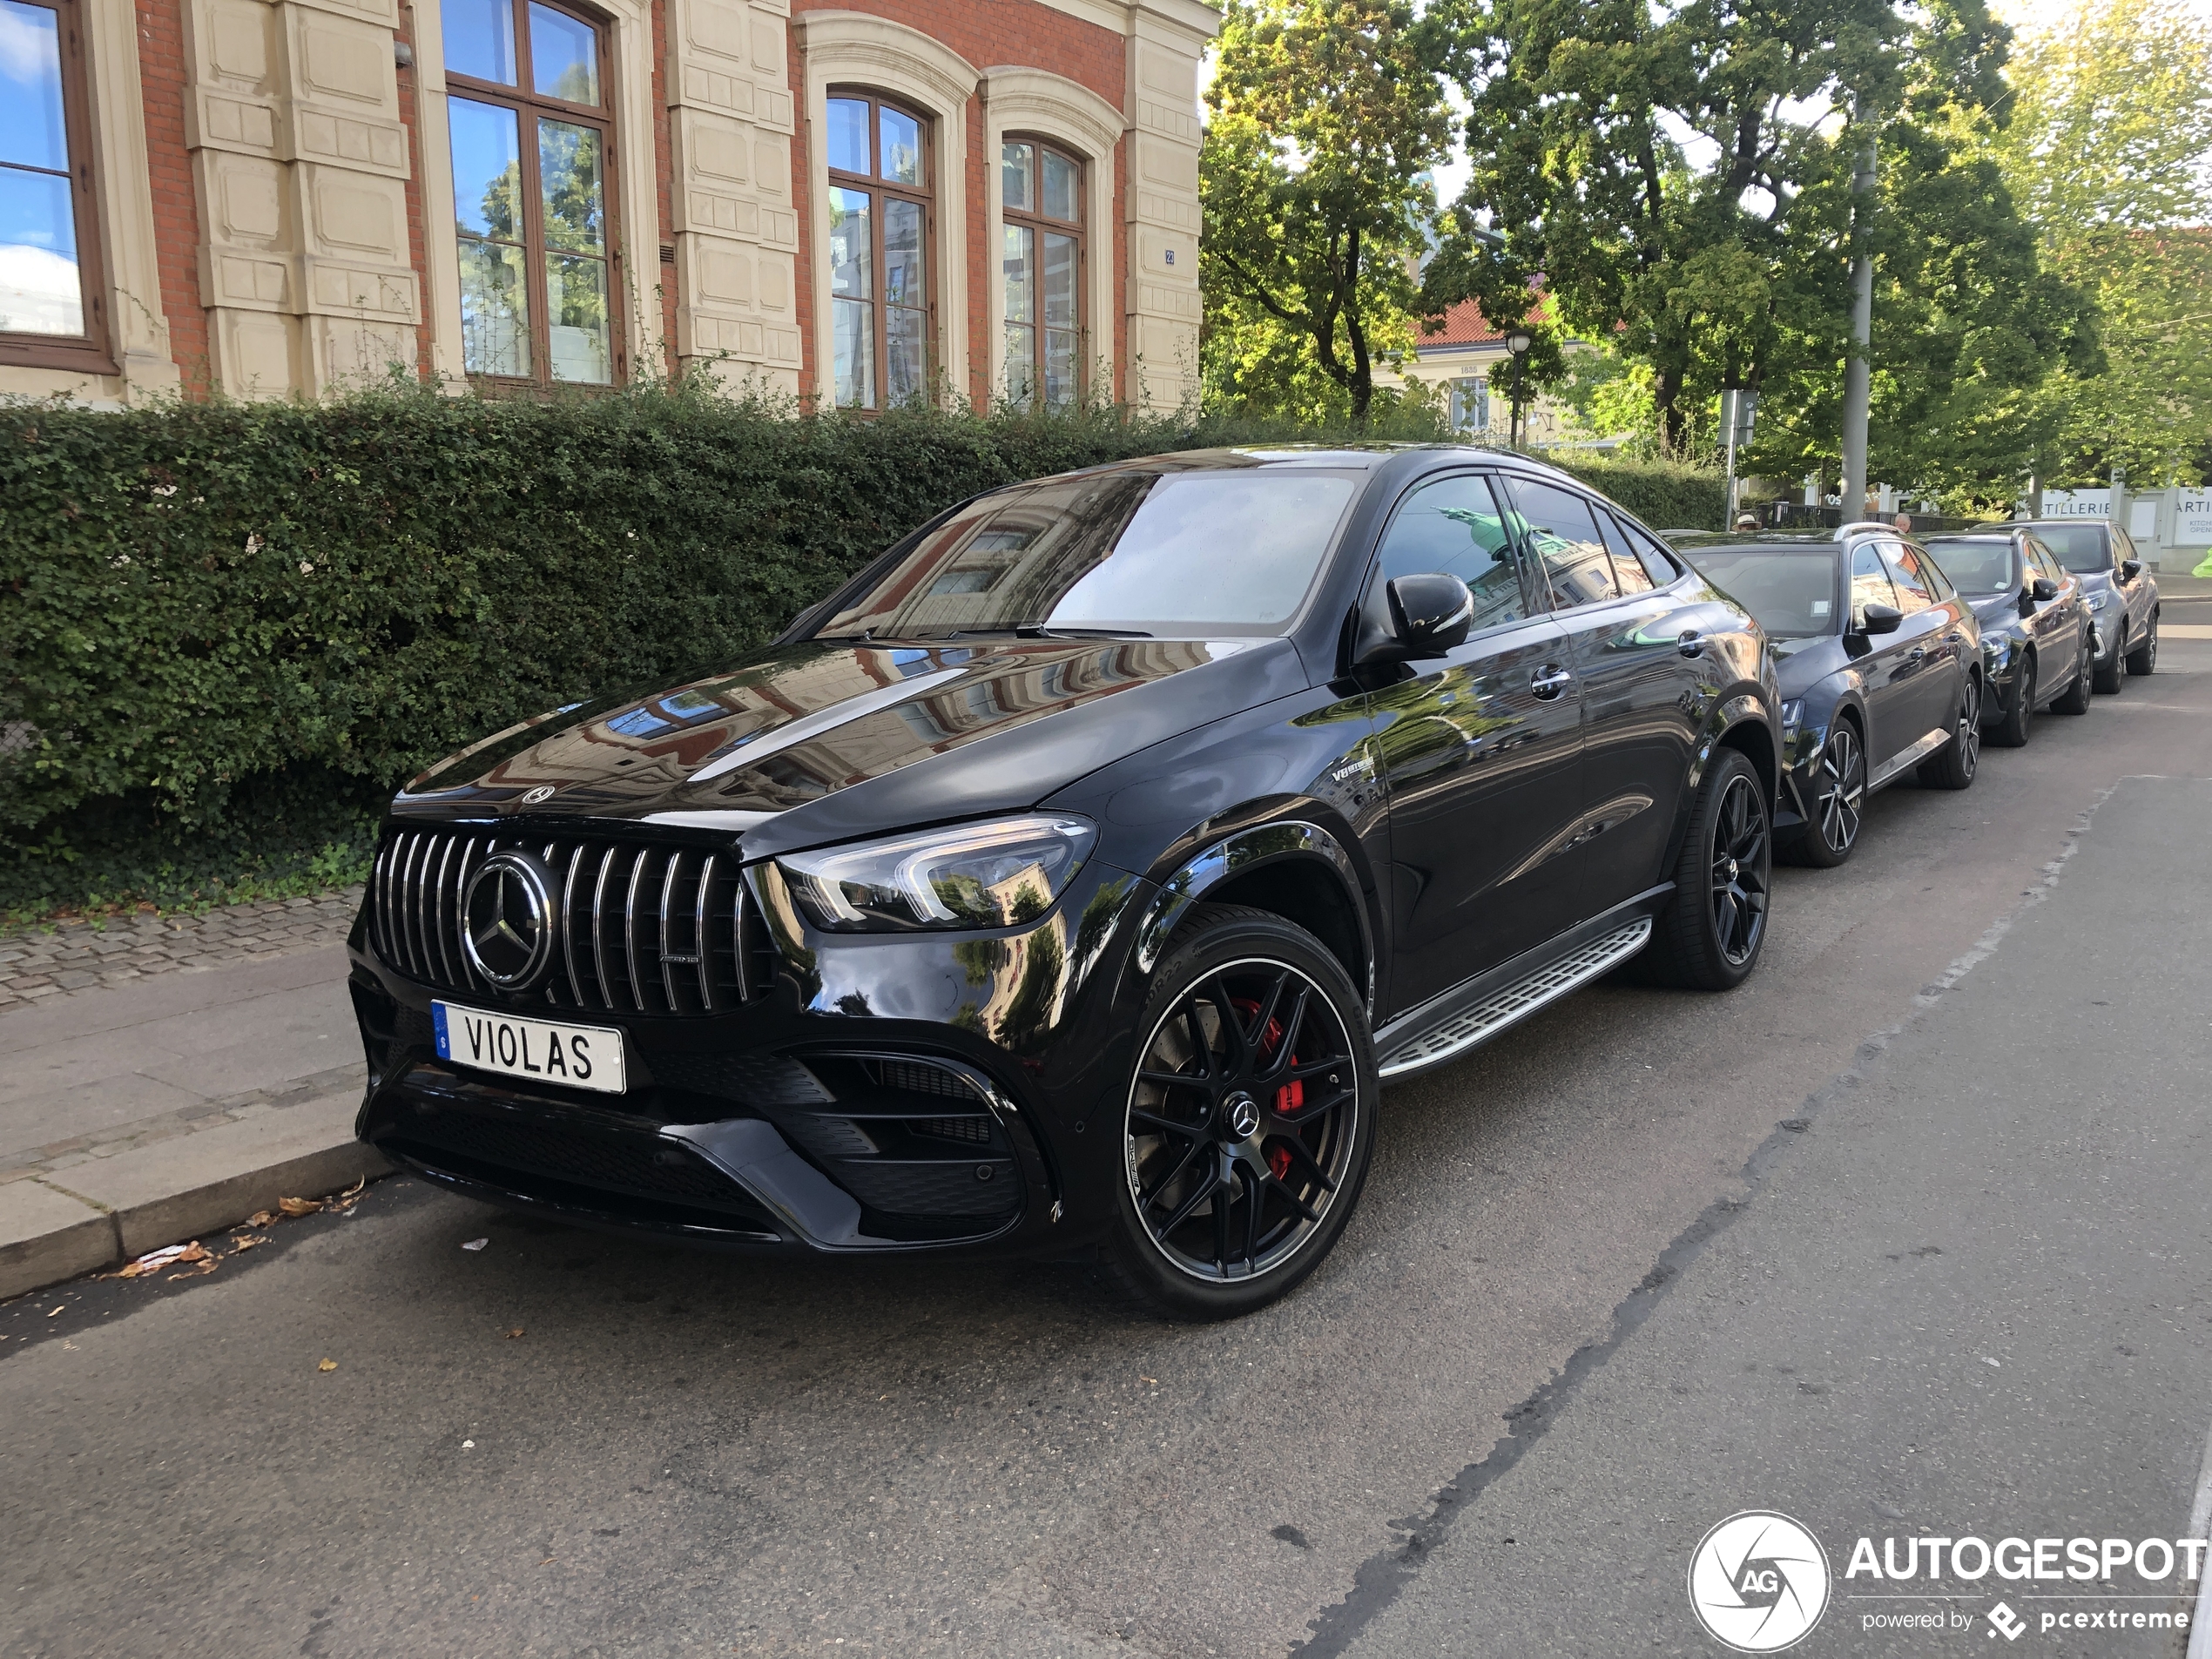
xmin=2051 ymin=635 xmax=2094 ymax=715
xmin=1099 ymin=905 xmax=1376 ymax=1320
xmin=1788 ymin=720 xmax=1865 ymax=868
xmin=2094 ymin=625 xmax=2126 ymax=693
xmin=1919 ymin=674 xmax=1981 ymax=790
xmin=1989 ymin=657 xmax=2033 ymax=748
xmin=1641 ymin=748 xmax=1770 ymax=991
xmin=2127 ymin=615 xmax=2158 ymax=676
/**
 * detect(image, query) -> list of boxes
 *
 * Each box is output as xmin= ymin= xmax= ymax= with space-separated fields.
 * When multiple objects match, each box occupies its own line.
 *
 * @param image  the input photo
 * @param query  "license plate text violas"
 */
xmin=432 ymin=1002 xmax=628 ymax=1094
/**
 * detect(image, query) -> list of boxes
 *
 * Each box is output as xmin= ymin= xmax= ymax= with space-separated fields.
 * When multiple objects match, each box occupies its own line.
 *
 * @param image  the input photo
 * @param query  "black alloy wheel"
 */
xmin=1919 ymin=674 xmax=1981 ymax=790
xmin=2094 ymin=624 xmax=2126 ymax=693
xmin=1989 ymin=657 xmax=2033 ymax=748
xmin=1103 ymin=906 xmax=1375 ymax=1320
xmin=1789 ymin=720 xmax=1866 ymax=868
xmin=2051 ymin=633 xmax=2094 ymax=715
xmin=2127 ymin=616 xmax=2158 ymax=677
xmin=1640 ymin=747 xmax=1770 ymax=990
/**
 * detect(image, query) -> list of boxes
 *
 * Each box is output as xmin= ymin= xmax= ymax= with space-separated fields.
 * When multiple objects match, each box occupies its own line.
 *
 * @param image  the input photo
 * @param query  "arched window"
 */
xmin=443 ymin=0 xmax=620 ymax=385
xmin=824 ymin=91 xmax=932 ymax=409
xmin=0 ymin=0 xmax=109 ymax=370
xmin=1000 ymin=138 xmax=1081 ymax=410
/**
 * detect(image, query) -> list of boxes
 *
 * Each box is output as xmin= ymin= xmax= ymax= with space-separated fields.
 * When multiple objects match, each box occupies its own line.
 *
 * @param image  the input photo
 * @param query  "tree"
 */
xmin=1988 ymin=0 xmax=2212 ymax=485
xmin=1426 ymin=0 xmax=2092 ymax=493
xmin=1199 ymin=0 xmax=1453 ymax=425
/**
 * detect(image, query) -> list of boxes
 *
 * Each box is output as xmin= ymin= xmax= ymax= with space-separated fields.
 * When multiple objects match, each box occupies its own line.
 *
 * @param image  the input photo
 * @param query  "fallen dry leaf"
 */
xmin=230 ymin=1234 xmax=267 ymax=1251
xmin=339 ymin=1177 xmax=367 ymax=1199
xmin=505 ymin=1328 xmax=525 ymax=1340
xmin=278 ymin=1197 xmax=321 ymax=1217
xmin=46 ymin=1305 xmax=63 ymax=1318
xmin=317 ymin=1358 xmax=338 ymax=1372
xmin=246 ymin=1211 xmax=274 ymax=1227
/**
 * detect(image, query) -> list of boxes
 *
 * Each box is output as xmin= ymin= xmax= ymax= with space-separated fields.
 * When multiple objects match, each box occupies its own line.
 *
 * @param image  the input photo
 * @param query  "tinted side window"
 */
xmin=1373 ymin=473 xmax=1534 ymax=633
xmin=1911 ymin=544 xmax=1956 ymax=600
xmin=1503 ymin=477 xmax=1621 ymax=608
xmin=1620 ymin=517 xmax=1682 ymax=585
xmin=1851 ymin=543 xmax=1898 ymax=620
xmin=1595 ymin=509 xmax=1657 ymax=595
xmin=1879 ymin=542 xmax=1935 ymax=613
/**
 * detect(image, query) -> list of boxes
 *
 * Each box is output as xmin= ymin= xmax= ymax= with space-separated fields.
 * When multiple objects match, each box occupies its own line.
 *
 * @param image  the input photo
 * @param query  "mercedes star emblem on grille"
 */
xmin=461 ymin=850 xmax=558 ymax=990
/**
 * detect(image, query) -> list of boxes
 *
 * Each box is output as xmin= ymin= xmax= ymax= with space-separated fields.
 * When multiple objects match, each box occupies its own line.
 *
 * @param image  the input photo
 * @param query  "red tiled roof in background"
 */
xmin=1419 ymin=299 xmax=1503 ymax=347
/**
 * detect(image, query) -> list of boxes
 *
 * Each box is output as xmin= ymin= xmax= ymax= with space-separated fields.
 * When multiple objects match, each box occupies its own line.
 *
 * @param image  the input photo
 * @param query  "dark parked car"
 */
xmin=2010 ymin=518 xmax=2161 ymax=691
xmin=350 ymin=447 xmax=1782 ymax=1318
xmin=1921 ymin=529 xmax=2094 ymax=745
xmin=1670 ymin=524 xmax=1981 ymax=868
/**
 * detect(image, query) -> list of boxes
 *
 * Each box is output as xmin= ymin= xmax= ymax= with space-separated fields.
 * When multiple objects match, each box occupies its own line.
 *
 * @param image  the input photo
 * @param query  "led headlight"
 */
xmin=2087 ymin=588 xmax=2116 ymax=611
xmin=775 ymin=815 xmax=1097 ymax=933
xmin=1780 ymin=698 xmax=1804 ymax=738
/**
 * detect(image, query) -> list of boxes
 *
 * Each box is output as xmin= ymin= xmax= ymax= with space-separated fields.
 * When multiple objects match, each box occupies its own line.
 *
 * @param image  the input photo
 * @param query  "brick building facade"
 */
xmin=0 ymin=0 xmax=1213 ymax=408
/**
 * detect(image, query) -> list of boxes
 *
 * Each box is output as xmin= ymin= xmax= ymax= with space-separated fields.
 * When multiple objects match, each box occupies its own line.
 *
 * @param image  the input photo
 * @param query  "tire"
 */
xmin=1988 ymin=657 xmax=2033 ymax=748
xmin=2127 ymin=613 xmax=2158 ymax=677
xmin=1640 ymin=747 xmax=1770 ymax=991
xmin=1096 ymin=904 xmax=1377 ymax=1320
xmin=1785 ymin=718 xmax=1866 ymax=868
xmin=2094 ymin=624 xmax=2126 ymax=693
xmin=1918 ymin=673 xmax=1981 ymax=790
xmin=2050 ymin=633 xmax=2094 ymax=715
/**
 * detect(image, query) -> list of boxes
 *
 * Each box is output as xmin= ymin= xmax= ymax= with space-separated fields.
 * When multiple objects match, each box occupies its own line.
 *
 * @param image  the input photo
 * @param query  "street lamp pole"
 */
xmin=1505 ymin=328 xmax=1534 ymax=450
xmin=1838 ymin=127 xmax=1878 ymax=517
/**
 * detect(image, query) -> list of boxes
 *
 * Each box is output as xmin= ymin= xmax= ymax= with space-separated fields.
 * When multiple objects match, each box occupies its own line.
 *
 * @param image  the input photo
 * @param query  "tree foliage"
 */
xmin=1425 ymin=0 xmax=2094 ymax=493
xmin=1199 ymin=0 xmax=1452 ymax=423
xmin=1988 ymin=0 xmax=2212 ymax=485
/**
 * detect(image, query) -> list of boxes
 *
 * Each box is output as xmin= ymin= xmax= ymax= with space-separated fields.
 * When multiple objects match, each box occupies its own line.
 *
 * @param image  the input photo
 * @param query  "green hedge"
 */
xmin=0 ymin=383 xmax=1719 ymax=914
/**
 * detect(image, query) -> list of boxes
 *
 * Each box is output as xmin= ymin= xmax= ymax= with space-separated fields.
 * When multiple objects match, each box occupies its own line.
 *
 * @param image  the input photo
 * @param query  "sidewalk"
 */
xmin=0 ymin=896 xmax=386 ymax=1298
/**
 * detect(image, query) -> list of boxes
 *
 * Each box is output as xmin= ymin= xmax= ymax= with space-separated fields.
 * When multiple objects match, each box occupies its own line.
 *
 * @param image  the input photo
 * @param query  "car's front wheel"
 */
xmin=1989 ymin=657 xmax=2033 ymax=748
xmin=1787 ymin=720 xmax=1865 ymax=868
xmin=2127 ymin=614 xmax=2158 ymax=677
xmin=1642 ymin=747 xmax=1770 ymax=991
xmin=1100 ymin=905 xmax=1377 ymax=1320
xmin=2094 ymin=625 xmax=2127 ymax=693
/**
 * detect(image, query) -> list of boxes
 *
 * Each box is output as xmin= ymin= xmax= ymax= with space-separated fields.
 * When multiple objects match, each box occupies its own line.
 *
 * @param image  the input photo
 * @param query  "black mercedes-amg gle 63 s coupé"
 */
xmin=350 ymin=446 xmax=1783 ymax=1318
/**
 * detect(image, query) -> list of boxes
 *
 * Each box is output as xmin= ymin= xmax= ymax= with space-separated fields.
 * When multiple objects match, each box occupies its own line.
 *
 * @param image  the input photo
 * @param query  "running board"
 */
xmin=1867 ymin=727 xmax=1946 ymax=789
xmin=1377 ymin=918 xmax=1655 ymax=1080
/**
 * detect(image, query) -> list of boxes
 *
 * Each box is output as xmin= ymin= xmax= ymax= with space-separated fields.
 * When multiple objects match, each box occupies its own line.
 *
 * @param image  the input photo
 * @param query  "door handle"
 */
xmin=1529 ymin=664 xmax=1574 ymax=699
xmin=1677 ymin=630 xmax=1705 ymax=658
xmin=1944 ymin=631 xmax=1964 ymax=644
xmin=1907 ymin=646 xmax=1926 ymax=661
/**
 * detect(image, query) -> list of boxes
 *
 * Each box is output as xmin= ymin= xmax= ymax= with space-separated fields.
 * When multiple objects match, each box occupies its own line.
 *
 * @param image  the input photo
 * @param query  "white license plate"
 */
xmin=433 ymin=1001 xmax=627 ymax=1095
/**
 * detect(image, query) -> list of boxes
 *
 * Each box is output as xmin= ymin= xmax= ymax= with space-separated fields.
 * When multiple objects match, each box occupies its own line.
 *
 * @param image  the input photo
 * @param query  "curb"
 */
xmin=0 ymin=1095 xmax=389 ymax=1300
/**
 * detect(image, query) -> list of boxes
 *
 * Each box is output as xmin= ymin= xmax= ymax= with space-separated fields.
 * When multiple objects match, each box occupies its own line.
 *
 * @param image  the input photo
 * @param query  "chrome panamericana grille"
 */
xmin=369 ymin=831 xmax=771 ymax=1015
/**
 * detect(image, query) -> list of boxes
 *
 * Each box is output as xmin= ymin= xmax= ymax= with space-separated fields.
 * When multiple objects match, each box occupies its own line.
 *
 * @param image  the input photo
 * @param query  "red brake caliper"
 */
xmin=1234 ymin=996 xmax=1301 ymax=1181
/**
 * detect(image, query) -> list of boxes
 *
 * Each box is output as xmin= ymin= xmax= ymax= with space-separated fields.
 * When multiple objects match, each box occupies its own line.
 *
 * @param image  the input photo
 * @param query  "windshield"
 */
xmin=812 ymin=469 xmax=1361 ymax=639
xmin=2032 ymin=524 xmax=2111 ymax=573
xmin=1923 ymin=538 xmax=2016 ymax=595
xmin=1681 ymin=548 xmax=1839 ymax=638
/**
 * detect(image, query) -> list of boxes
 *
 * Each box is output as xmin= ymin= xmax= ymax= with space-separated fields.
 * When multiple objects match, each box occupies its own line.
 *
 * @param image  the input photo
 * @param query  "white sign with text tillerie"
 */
xmin=2038 ymin=489 xmax=2112 ymax=520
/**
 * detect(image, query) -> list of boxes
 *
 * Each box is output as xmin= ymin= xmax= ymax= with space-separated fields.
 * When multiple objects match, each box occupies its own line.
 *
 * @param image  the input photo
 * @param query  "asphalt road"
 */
xmin=4 ymin=617 xmax=2209 ymax=1659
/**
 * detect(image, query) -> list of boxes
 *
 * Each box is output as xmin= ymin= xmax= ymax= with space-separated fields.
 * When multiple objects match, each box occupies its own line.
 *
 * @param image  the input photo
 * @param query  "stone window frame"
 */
xmin=0 ymin=0 xmax=113 ymax=372
xmin=442 ymin=0 xmax=626 ymax=387
xmin=0 ymin=0 xmax=173 ymax=400
xmin=412 ymin=0 xmax=663 ymax=390
xmin=822 ymin=86 xmax=935 ymax=409
xmin=979 ymin=66 xmax=1120 ymax=415
xmin=794 ymin=11 xmax=973 ymax=410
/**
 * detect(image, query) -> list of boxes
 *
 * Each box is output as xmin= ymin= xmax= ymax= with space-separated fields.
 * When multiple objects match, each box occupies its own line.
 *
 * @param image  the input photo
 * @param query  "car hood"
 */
xmin=391 ymin=636 xmax=1309 ymax=858
xmin=1770 ymin=635 xmax=1847 ymax=695
xmin=1970 ymin=593 xmax=2024 ymax=628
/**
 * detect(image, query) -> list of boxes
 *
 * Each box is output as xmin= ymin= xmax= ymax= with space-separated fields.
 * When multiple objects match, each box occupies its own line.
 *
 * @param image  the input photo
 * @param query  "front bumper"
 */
xmin=349 ymin=858 xmax=1154 ymax=1258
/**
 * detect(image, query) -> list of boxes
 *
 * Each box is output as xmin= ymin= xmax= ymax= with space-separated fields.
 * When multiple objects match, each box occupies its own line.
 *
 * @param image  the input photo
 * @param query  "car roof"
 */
xmin=1669 ymin=532 xmax=1844 ymax=552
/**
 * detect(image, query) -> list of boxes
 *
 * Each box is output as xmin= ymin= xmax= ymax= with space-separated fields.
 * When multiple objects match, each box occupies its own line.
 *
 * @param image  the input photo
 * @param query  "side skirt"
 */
xmin=1867 ymin=726 xmax=1946 ymax=791
xmin=1373 ymin=888 xmax=1669 ymax=1082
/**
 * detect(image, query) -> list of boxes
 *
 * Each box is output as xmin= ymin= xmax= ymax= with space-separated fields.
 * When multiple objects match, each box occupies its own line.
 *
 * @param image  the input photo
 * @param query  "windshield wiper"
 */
xmin=1012 ymin=624 xmax=1153 ymax=639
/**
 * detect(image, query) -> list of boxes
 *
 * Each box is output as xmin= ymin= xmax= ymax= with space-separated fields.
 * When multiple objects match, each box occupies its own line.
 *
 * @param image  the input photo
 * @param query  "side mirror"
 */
xmin=2121 ymin=559 xmax=2142 ymax=583
xmin=1384 ymin=574 xmax=1475 ymax=659
xmin=2030 ymin=577 xmax=2060 ymax=602
xmin=1857 ymin=602 xmax=1904 ymax=637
